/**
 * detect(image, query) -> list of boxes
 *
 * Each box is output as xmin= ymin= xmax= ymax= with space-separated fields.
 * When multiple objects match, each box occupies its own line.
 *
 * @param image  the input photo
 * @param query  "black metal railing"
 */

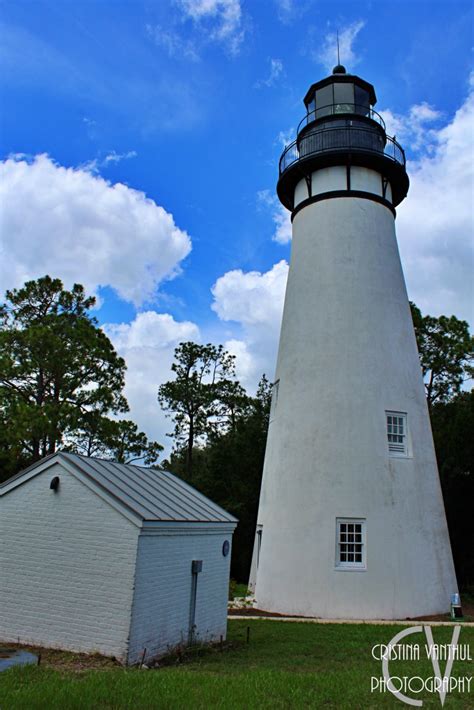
xmin=279 ymin=126 xmax=406 ymax=175
xmin=298 ymin=104 xmax=386 ymax=134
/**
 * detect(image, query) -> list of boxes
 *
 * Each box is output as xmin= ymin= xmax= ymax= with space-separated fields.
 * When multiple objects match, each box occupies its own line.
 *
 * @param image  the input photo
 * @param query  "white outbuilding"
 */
xmin=0 ymin=452 xmax=237 ymax=664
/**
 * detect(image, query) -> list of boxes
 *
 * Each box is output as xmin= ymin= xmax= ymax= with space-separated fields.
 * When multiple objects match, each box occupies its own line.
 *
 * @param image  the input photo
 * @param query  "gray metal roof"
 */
xmin=2 ymin=452 xmax=237 ymax=524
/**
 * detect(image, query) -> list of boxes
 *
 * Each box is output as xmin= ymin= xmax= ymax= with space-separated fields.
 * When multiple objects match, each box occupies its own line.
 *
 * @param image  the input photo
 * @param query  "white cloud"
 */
xmin=80 ymin=150 xmax=138 ymax=174
xmin=277 ymin=128 xmax=294 ymax=148
xmin=104 ymin=312 xmax=200 ymax=453
xmin=274 ymin=0 xmax=296 ymax=24
xmin=0 ymin=154 xmax=191 ymax=306
xmin=211 ymin=261 xmax=289 ymax=388
xmin=257 ymin=189 xmax=292 ymax=244
xmin=176 ymin=0 xmax=244 ymax=55
xmin=146 ymin=24 xmax=200 ymax=61
xmin=396 ymin=79 xmax=474 ymax=324
xmin=382 ymin=102 xmax=442 ymax=152
xmin=316 ymin=21 xmax=365 ymax=73
xmin=254 ymin=58 xmax=284 ymax=88
xmin=211 ymin=260 xmax=288 ymax=326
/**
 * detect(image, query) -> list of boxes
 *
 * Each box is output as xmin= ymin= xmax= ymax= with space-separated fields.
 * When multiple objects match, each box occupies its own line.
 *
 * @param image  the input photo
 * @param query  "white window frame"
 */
xmin=386 ymin=411 xmax=408 ymax=457
xmin=269 ymin=379 xmax=280 ymax=422
xmin=335 ymin=518 xmax=366 ymax=571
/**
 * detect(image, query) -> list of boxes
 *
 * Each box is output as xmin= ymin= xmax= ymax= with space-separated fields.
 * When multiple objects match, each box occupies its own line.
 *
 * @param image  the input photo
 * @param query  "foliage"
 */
xmin=228 ymin=580 xmax=249 ymax=600
xmin=158 ymin=342 xmax=243 ymax=478
xmin=410 ymin=304 xmax=474 ymax=584
xmin=164 ymin=375 xmax=272 ymax=580
xmin=431 ymin=390 xmax=474 ymax=585
xmin=0 ymin=276 xmax=161 ymax=480
xmin=64 ymin=414 xmax=163 ymax=466
xmin=410 ymin=302 xmax=474 ymax=411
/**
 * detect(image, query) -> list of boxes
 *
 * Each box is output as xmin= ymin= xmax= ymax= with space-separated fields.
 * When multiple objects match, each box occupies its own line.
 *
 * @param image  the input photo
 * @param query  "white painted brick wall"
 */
xmin=128 ymin=530 xmax=233 ymax=664
xmin=0 ymin=462 xmax=139 ymax=661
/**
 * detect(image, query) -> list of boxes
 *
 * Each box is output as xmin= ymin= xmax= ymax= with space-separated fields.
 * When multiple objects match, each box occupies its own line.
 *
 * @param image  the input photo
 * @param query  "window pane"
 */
xmin=386 ymin=412 xmax=408 ymax=455
xmin=334 ymin=82 xmax=354 ymax=105
xmin=315 ymin=85 xmax=333 ymax=118
xmin=354 ymin=85 xmax=370 ymax=115
xmin=337 ymin=518 xmax=365 ymax=567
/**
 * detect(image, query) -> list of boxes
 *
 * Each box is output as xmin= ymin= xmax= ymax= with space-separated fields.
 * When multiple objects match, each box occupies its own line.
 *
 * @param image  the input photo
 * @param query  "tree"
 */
xmin=164 ymin=375 xmax=272 ymax=579
xmin=410 ymin=303 xmax=474 ymax=585
xmin=64 ymin=413 xmax=163 ymax=465
xmin=0 ymin=276 xmax=161 ymax=480
xmin=430 ymin=391 xmax=474 ymax=585
xmin=410 ymin=302 xmax=474 ymax=411
xmin=157 ymin=342 xmax=238 ymax=478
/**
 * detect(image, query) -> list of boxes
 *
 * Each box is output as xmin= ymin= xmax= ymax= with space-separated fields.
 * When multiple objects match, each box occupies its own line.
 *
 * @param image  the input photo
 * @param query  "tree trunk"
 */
xmin=32 ymin=437 xmax=41 ymax=461
xmin=186 ymin=417 xmax=194 ymax=480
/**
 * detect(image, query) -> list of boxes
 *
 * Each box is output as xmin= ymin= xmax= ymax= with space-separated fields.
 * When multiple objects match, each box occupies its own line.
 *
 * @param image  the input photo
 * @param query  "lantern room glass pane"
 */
xmin=315 ymin=85 xmax=333 ymax=119
xmin=354 ymin=85 xmax=370 ymax=115
xmin=334 ymin=83 xmax=354 ymax=115
xmin=333 ymin=82 xmax=354 ymax=111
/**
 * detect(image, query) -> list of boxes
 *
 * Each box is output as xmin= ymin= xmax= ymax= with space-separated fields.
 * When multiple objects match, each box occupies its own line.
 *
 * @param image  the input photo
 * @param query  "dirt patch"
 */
xmin=228 ymin=608 xmax=312 ymax=619
xmin=0 ymin=643 xmax=121 ymax=672
xmin=408 ymin=598 xmax=474 ymax=623
xmin=229 ymin=600 xmax=474 ymax=623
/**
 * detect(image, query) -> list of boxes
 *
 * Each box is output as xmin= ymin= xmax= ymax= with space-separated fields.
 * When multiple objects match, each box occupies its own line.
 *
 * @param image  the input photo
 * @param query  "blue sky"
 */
xmin=1 ymin=0 xmax=473 ymax=450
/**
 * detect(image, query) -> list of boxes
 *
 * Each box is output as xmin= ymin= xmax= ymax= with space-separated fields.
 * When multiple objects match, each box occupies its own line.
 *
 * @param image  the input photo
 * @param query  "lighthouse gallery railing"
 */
xmin=279 ymin=126 xmax=406 ymax=176
xmin=297 ymin=105 xmax=387 ymax=133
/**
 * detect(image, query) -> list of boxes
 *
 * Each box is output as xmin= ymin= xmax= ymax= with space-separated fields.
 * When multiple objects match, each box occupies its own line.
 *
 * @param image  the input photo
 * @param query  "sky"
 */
xmin=1 ymin=0 xmax=473 ymax=454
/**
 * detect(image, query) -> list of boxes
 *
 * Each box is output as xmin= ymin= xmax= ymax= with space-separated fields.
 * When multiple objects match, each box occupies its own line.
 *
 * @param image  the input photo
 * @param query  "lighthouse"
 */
xmin=249 ymin=65 xmax=458 ymax=619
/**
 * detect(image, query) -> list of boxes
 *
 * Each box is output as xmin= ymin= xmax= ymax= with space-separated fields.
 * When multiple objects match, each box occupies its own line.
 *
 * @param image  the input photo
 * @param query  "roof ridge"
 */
xmin=2 ymin=451 xmax=238 ymax=524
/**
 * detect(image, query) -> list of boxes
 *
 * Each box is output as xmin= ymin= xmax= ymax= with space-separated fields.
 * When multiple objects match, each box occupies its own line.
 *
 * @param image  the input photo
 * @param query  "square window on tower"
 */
xmin=336 ymin=519 xmax=366 ymax=570
xmin=386 ymin=411 xmax=408 ymax=456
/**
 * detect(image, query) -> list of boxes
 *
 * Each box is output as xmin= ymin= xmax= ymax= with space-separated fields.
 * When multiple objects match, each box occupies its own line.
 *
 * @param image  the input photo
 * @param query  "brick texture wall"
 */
xmin=0 ymin=462 xmax=139 ymax=661
xmin=127 ymin=529 xmax=233 ymax=664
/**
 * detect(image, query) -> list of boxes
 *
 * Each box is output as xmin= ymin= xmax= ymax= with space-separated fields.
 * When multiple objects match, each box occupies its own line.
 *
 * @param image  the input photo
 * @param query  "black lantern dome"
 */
xmin=277 ymin=69 xmax=409 ymax=211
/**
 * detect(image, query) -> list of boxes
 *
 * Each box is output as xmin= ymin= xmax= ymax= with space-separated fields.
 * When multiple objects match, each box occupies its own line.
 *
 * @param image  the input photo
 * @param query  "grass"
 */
xmin=228 ymin=580 xmax=249 ymax=600
xmin=1 ymin=620 xmax=473 ymax=708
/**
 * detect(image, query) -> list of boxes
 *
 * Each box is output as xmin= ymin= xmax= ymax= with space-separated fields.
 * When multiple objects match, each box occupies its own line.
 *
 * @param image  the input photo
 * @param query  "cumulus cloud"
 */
xmin=254 ymin=58 xmax=284 ymax=88
xmin=104 ymin=311 xmax=200 ymax=453
xmin=396 ymin=78 xmax=474 ymax=324
xmin=211 ymin=261 xmax=289 ymax=388
xmin=257 ymin=189 xmax=292 ymax=244
xmin=0 ymin=154 xmax=191 ymax=306
xmin=316 ymin=21 xmax=365 ymax=73
xmin=382 ymin=102 xmax=442 ymax=152
xmin=176 ymin=0 xmax=244 ymax=55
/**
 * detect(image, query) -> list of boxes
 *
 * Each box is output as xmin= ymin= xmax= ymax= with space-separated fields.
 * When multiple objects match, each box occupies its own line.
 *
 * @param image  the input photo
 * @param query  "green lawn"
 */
xmin=1 ymin=620 xmax=473 ymax=709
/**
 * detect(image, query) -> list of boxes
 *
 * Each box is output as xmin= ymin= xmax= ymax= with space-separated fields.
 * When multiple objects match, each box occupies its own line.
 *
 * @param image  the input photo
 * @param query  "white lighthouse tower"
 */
xmin=250 ymin=65 xmax=458 ymax=619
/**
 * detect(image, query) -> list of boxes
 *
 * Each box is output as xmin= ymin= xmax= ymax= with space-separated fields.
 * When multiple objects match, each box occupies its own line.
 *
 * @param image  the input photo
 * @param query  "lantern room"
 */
xmin=303 ymin=65 xmax=377 ymax=123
